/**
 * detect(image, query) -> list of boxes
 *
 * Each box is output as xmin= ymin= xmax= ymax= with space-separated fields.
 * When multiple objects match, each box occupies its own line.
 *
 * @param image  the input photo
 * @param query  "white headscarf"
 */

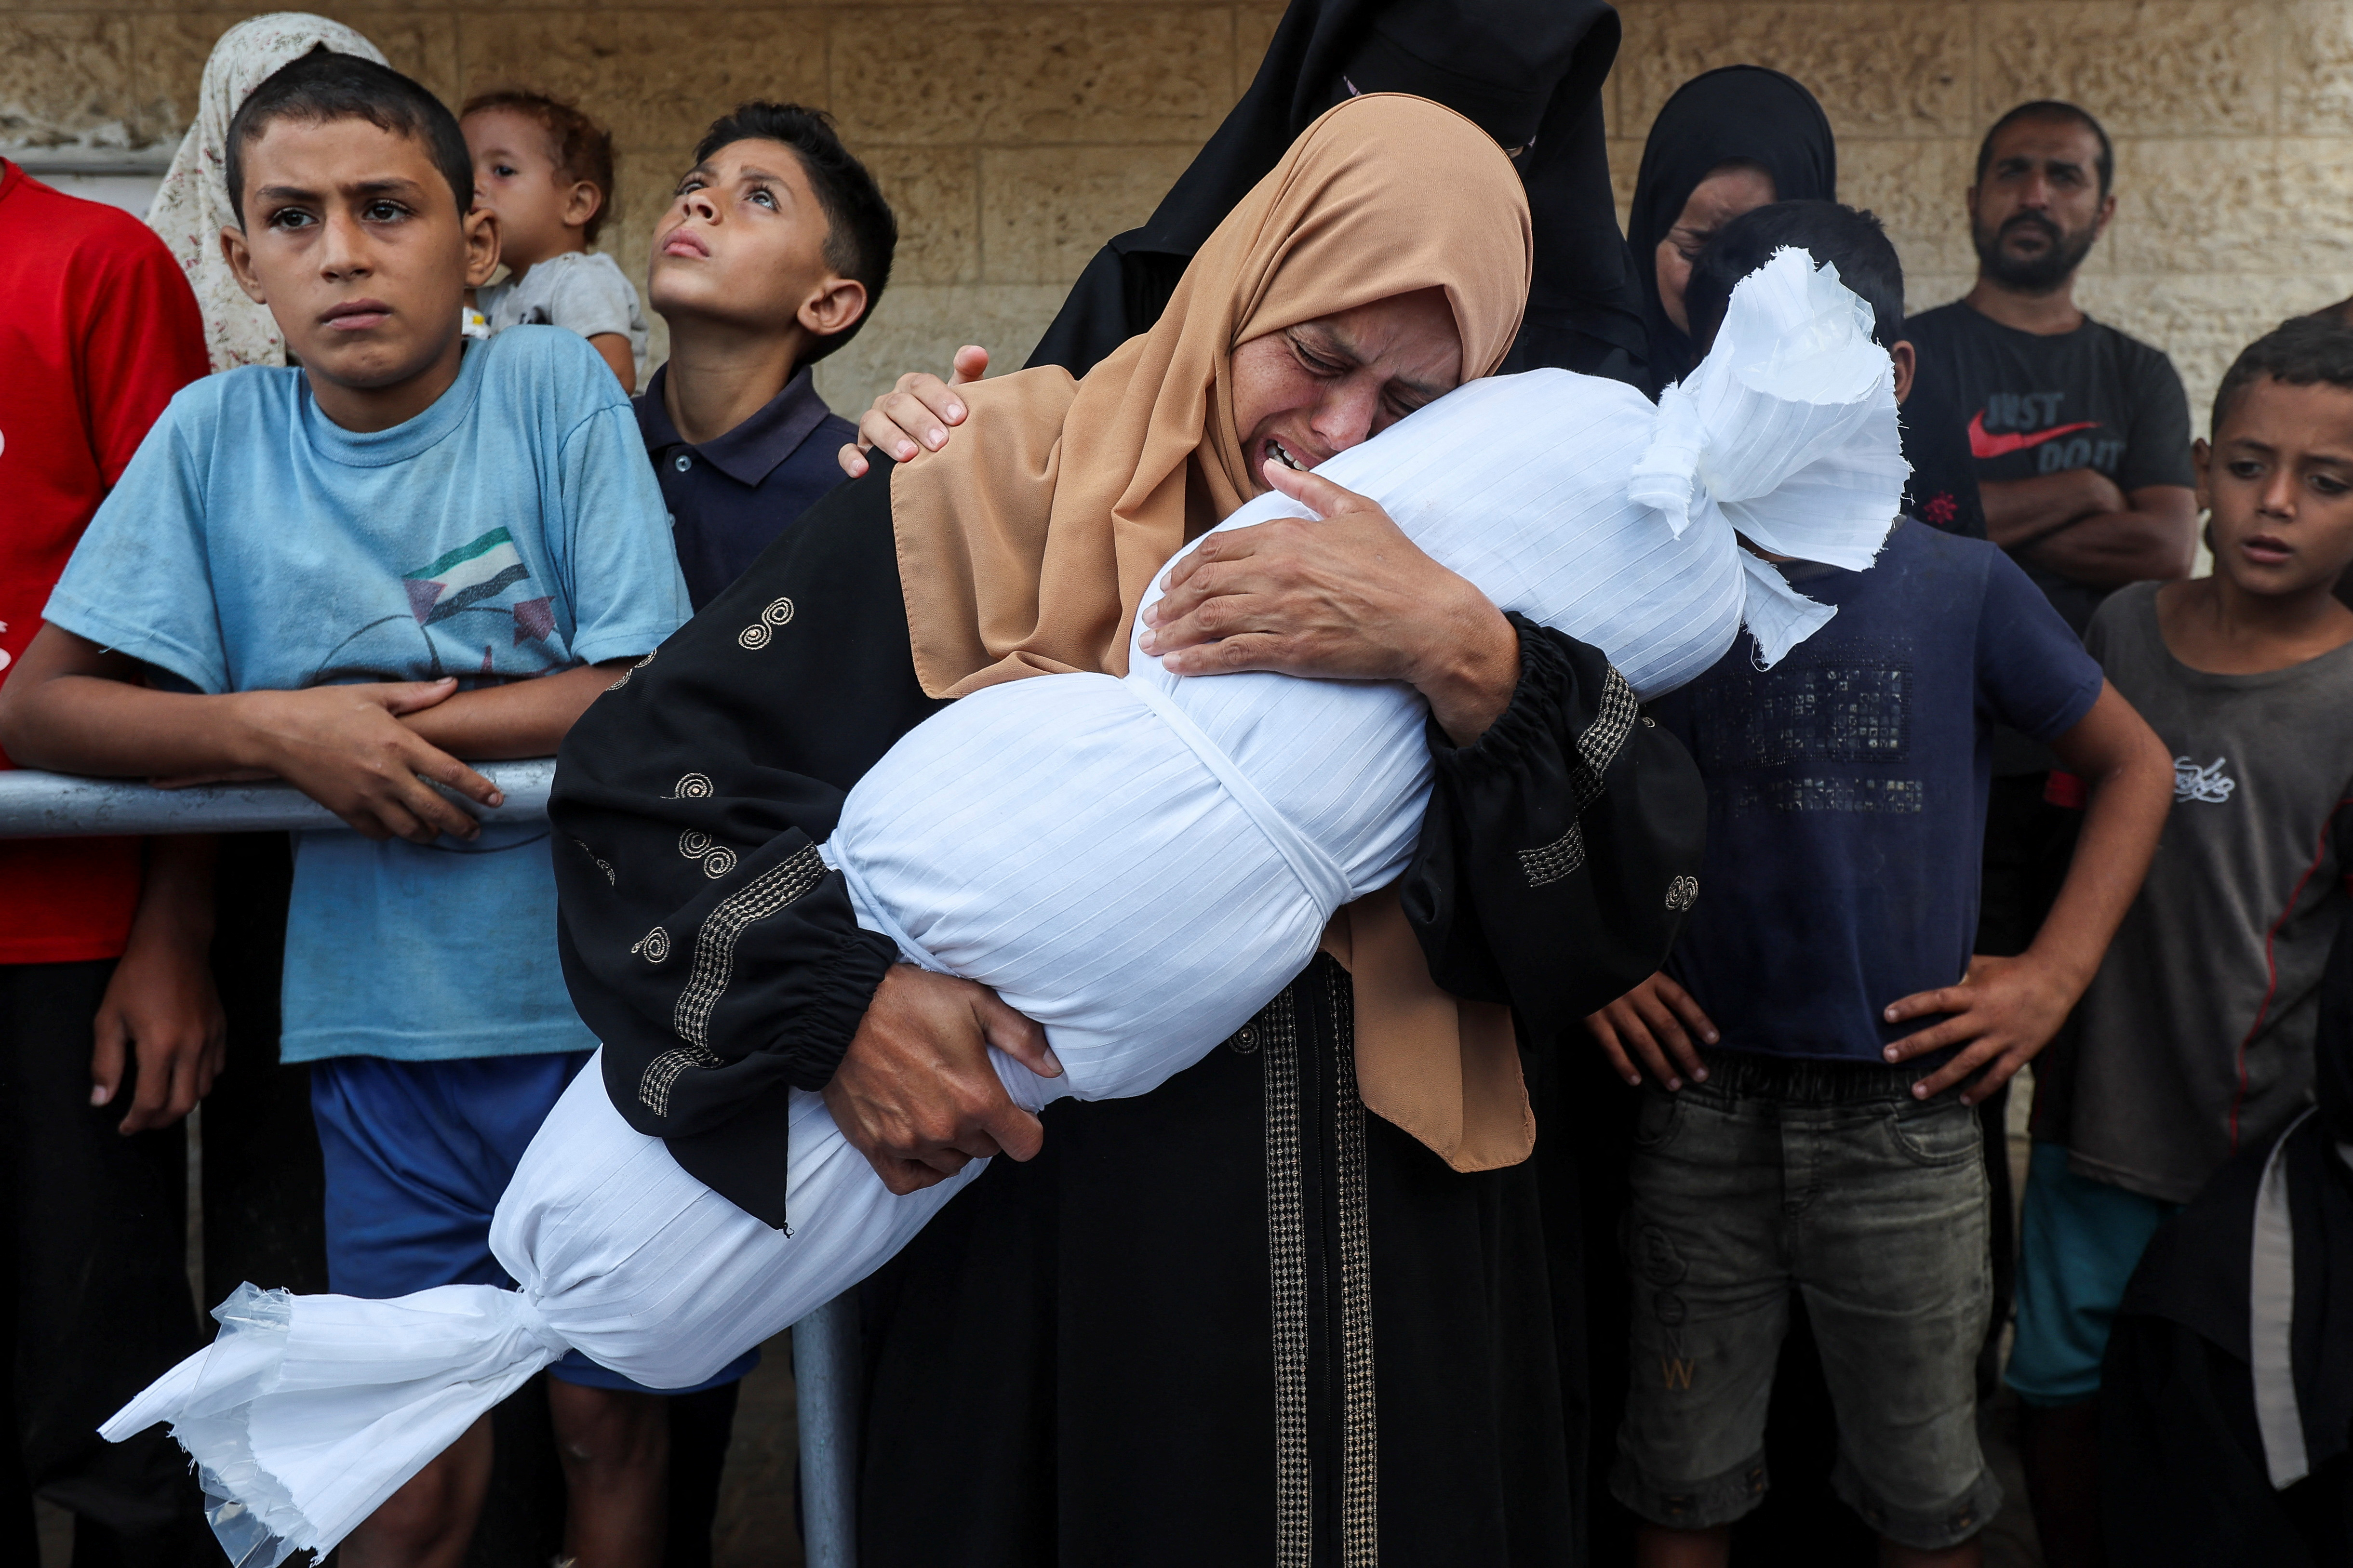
xmin=145 ymin=13 xmax=390 ymax=372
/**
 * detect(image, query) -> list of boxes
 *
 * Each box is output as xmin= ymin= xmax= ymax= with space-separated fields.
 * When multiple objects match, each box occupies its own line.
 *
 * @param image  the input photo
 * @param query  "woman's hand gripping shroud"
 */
xmin=824 ymin=965 xmax=1064 ymax=1195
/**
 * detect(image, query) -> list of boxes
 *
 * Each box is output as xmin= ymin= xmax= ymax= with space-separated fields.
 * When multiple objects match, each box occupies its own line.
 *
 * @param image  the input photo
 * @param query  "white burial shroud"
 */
xmin=104 ymin=249 xmax=1909 ymax=1568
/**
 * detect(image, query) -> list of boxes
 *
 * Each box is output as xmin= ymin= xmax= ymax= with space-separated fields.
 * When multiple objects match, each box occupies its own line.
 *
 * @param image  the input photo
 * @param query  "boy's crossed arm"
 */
xmin=0 ymin=625 xmax=630 ymax=844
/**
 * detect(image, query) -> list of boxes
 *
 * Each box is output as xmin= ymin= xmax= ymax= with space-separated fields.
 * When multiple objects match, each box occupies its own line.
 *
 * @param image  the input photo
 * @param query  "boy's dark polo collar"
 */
xmin=637 ymin=362 xmax=836 ymax=489
xmin=634 ymin=362 xmax=856 ymax=610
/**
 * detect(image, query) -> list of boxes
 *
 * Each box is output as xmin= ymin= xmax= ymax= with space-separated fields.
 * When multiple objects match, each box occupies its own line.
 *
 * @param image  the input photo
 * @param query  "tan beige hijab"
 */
xmin=892 ymin=93 xmax=1540 ymax=1170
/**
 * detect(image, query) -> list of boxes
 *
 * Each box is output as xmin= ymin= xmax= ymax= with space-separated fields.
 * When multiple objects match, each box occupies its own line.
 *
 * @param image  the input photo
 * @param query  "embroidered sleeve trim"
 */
xmin=1517 ymin=821 xmax=1587 ymax=888
xmin=639 ymin=1044 xmax=723 ymax=1118
xmin=1518 ymin=664 xmax=1636 ymax=889
xmin=639 ymin=841 xmax=830 ymax=1116
xmin=605 ymin=648 xmax=656 ymax=691
xmin=1570 ymin=665 xmax=1638 ymax=811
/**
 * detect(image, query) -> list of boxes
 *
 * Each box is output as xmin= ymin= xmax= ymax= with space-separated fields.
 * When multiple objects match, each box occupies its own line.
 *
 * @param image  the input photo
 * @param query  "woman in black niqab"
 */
xmin=1626 ymin=65 xmax=1836 ymax=393
xmin=1024 ymin=0 xmax=1648 ymax=384
xmin=2099 ymin=917 xmax=2353 ymax=1564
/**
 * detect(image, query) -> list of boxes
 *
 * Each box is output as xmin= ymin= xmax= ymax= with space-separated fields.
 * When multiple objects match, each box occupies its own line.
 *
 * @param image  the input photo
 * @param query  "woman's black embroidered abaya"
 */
xmin=549 ymin=458 xmax=1705 ymax=1565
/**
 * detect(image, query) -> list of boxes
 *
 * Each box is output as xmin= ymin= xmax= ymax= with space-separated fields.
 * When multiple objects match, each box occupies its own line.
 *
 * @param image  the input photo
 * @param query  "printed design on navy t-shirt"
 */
xmin=1690 ymin=657 xmax=1918 ymax=816
xmin=1966 ymin=389 xmax=2125 ymax=477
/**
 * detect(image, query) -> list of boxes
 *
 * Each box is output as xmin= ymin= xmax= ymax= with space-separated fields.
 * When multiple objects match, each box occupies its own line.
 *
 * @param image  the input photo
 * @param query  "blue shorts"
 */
xmin=2006 ymin=1142 xmax=2179 ymax=1408
xmin=311 ymin=1051 xmax=757 ymax=1394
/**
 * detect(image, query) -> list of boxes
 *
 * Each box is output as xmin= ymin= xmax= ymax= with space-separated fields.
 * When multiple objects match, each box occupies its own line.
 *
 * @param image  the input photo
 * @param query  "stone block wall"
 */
xmin=0 ymin=0 xmax=1278 ymax=414
xmin=5 ymin=0 xmax=2348 ymax=426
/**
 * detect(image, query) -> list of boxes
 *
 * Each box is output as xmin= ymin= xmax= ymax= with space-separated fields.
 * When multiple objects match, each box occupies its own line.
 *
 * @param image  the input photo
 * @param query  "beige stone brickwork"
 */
xmin=1610 ymin=0 xmax=2353 ymax=434
xmin=4 ymin=0 xmax=2349 ymax=426
xmin=0 ymin=0 xmax=1269 ymax=414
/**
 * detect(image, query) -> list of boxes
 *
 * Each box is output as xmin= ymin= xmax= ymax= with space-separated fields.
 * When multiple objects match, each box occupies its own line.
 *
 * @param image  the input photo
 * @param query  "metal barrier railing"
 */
xmin=0 ymin=759 xmax=859 ymax=1568
xmin=0 ymin=760 xmax=558 ymax=836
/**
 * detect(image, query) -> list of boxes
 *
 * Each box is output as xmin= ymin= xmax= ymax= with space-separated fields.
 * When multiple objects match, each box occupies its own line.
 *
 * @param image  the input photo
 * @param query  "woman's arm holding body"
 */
xmin=1140 ymin=462 xmax=1522 ymax=742
xmin=1137 ymin=461 xmax=1708 ymax=1026
xmin=550 ymin=460 xmax=1053 ymax=1221
xmin=1403 ymin=619 xmax=1708 ymax=1033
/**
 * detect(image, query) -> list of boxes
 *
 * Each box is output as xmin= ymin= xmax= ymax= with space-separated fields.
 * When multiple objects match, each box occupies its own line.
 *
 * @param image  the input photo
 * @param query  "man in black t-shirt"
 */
xmin=1907 ymin=100 xmax=2196 ymax=640
xmin=1907 ymin=99 xmax=2196 ymax=943
xmin=1904 ymin=98 xmax=2197 ymax=1568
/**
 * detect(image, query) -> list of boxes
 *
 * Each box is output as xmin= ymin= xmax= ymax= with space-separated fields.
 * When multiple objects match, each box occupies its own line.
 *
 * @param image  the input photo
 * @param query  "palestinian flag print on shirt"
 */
xmin=403 ymin=528 xmax=559 ymax=652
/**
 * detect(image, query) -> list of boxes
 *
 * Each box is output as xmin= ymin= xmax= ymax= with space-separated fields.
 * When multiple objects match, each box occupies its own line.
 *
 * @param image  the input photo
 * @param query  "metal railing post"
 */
xmin=792 ymin=1294 xmax=861 ymax=1568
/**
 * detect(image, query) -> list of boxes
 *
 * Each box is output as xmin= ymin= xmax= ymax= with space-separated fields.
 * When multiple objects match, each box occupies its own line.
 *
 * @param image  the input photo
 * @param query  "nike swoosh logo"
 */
xmin=1968 ymin=411 xmax=2099 ymax=460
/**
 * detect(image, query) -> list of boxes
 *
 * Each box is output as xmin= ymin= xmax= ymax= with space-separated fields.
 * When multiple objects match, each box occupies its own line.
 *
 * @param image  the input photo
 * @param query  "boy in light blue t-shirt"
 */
xmin=0 ymin=52 xmax=700 ymax=1567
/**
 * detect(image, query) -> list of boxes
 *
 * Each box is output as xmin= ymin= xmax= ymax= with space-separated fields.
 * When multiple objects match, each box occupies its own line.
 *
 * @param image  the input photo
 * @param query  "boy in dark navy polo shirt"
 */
xmin=1581 ymin=203 xmax=2175 ymax=1568
xmin=637 ymin=102 xmax=896 ymax=609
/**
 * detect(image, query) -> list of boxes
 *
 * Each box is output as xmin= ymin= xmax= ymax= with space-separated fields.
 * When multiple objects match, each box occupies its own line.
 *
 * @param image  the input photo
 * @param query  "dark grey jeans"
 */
xmin=1609 ymin=1050 xmax=2003 ymax=1551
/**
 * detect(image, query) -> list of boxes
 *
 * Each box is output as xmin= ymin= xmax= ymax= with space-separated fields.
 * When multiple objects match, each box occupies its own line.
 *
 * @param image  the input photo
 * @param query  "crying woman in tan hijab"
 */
xmin=550 ymin=91 xmax=1702 ymax=1565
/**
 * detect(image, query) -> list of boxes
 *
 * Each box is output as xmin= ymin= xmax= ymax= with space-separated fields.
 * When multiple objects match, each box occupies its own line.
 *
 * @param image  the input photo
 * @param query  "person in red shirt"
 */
xmin=0 ymin=156 xmax=222 ymax=1564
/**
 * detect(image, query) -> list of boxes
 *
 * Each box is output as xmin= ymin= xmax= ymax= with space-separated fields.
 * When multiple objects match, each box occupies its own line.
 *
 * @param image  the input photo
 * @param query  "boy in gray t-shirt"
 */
xmin=2010 ymin=313 xmax=2353 ymax=1555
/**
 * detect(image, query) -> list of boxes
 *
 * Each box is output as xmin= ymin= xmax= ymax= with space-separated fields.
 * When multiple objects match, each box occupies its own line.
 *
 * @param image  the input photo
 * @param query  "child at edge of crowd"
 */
xmin=463 ymin=88 xmax=649 ymax=392
xmin=2005 ymin=313 xmax=2353 ymax=1568
xmin=0 ymin=51 xmax=698 ymax=1568
xmin=0 ymin=150 xmax=220 ymax=1564
xmin=637 ymin=101 xmax=889 ymax=610
xmin=1579 ymin=201 xmax=2175 ymax=1568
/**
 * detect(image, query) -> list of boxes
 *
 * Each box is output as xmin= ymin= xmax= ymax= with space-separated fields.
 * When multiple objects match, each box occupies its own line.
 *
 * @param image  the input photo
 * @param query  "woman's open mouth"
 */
xmin=1265 ymin=437 xmax=1310 ymax=472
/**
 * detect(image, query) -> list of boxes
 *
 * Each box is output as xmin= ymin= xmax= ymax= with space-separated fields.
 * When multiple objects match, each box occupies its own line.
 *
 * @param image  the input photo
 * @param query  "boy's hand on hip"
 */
xmin=823 ymin=965 xmax=1061 ymax=1195
xmin=206 ymin=679 xmax=504 ymax=844
xmin=1583 ymin=971 xmax=1718 ymax=1090
xmin=1882 ymin=952 xmax=2077 ymax=1105
xmin=91 ymin=915 xmax=226 ymax=1135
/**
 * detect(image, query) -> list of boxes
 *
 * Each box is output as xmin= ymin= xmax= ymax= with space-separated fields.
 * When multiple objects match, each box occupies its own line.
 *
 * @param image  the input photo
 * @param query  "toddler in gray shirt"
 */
xmin=463 ymin=91 xmax=649 ymax=391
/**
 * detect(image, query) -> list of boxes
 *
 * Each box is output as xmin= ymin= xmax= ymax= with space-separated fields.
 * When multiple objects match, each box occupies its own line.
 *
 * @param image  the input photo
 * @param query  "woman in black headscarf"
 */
xmin=2100 ymin=918 xmax=2353 ymax=1565
xmin=1625 ymin=65 xmax=1836 ymax=394
xmin=1024 ymin=0 xmax=1647 ymax=384
xmin=1623 ymin=66 xmax=1984 ymax=539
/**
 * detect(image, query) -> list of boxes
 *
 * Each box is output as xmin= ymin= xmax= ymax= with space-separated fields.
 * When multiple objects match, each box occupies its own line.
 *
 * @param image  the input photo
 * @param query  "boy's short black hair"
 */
xmin=1684 ymin=200 xmax=1905 ymax=352
xmin=1976 ymin=100 xmax=2114 ymax=199
xmin=691 ymin=102 xmax=896 ymax=362
xmin=226 ymin=50 xmax=474 ymax=227
xmin=2211 ymin=314 xmax=2353 ymax=435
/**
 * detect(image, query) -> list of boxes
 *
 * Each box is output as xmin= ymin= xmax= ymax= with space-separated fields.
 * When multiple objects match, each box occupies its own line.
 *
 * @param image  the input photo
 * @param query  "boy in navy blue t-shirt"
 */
xmin=0 ymin=53 xmax=695 ymax=1568
xmin=1581 ymin=203 xmax=2174 ymax=1567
